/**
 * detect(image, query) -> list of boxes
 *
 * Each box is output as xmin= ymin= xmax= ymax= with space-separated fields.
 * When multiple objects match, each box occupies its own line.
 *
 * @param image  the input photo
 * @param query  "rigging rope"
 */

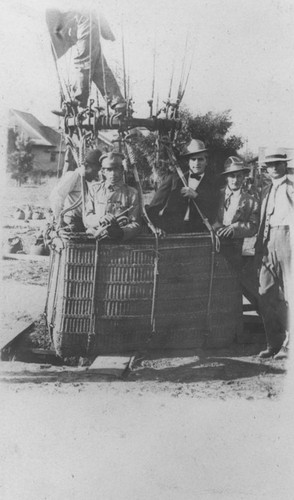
xmin=88 ymin=9 xmax=93 ymax=106
xmin=88 ymin=238 xmax=99 ymax=355
xmin=178 ymin=43 xmax=195 ymax=104
xmin=97 ymin=10 xmax=107 ymax=101
xmin=164 ymin=144 xmax=220 ymax=344
xmin=121 ymin=14 xmax=127 ymax=101
xmin=178 ymin=33 xmax=189 ymax=100
xmin=64 ymin=46 xmax=74 ymax=97
xmin=149 ymin=30 xmax=156 ymax=117
xmin=124 ymin=140 xmax=160 ymax=344
xmin=50 ymin=40 xmax=72 ymax=103
xmin=56 ymin=133 xmax=63 ymax=178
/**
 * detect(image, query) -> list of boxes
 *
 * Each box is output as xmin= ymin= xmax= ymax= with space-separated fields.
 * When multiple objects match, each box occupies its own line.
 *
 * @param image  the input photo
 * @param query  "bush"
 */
xmin=178 ymin=108 xmax=244 ymax=175
xmin=7 ymin=135 xmax=34 ymax=186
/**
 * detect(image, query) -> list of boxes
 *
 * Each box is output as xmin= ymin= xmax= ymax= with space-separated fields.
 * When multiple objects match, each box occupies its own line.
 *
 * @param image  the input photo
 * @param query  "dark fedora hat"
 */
xmin=85 ymin=149 xmax=102 ymax=165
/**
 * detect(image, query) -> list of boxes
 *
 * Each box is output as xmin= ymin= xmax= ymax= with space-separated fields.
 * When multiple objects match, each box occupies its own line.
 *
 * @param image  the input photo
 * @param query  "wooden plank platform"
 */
xmin=88 ymin=355 xmax=134 ymax=376
xmin=2 ymin=253 xmax=49 ymax=262
xmin=0 ymin=322 xmax=35 ymax=357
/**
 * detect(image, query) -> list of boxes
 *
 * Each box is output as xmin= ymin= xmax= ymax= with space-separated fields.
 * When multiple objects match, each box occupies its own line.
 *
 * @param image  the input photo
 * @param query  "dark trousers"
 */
xmin=258 ymin=226 xmax=291 ymax=350
xmin=73 ymin=16 xmax=123 ymax=107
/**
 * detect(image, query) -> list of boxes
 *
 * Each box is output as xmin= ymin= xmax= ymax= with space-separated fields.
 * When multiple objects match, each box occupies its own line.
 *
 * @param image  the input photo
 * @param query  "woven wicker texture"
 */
xmin=47 ymin=234 xmax=242 ymax=357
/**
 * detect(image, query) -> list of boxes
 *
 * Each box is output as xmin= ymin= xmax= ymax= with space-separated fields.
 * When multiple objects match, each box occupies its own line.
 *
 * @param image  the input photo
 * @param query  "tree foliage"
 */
xmin=7 ymin=131 xmax=34 ymax=186
xmin=126 ymin=109 xmax=244 ymax=189
xmin=124 ymin=130 xmax=156 ymax=189
xmin=177 ymin=108 xmax=244 ymax=175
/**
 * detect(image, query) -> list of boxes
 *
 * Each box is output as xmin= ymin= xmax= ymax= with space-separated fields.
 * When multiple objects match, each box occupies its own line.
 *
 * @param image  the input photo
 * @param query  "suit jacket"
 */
xmin=212 ymin=188 xmax=259 ymax=239
xmin=255 ymin=176 xmax=294 ymax=258
xmin=146 ymin=171 xmax=219 ymax=233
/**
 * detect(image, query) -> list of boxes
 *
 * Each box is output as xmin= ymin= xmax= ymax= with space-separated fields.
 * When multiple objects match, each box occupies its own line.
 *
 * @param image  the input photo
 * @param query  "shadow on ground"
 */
xmin=0 ymin=346 xmax=286 ymax=386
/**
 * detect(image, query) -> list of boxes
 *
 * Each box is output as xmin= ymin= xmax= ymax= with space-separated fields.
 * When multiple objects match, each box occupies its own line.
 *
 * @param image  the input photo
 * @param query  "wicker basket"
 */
xmin=46 ymin=233 xmax=242 ymax=357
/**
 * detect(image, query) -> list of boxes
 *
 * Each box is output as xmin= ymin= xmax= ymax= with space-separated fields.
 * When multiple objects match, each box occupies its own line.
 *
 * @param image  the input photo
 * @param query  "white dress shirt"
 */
xmin=223 ymin=187 xmax=241 ymax=226
xmin=184 ymin=173 xmax=204 ymax=221
xmin=267 ymin=175 xmax=291 ymax=227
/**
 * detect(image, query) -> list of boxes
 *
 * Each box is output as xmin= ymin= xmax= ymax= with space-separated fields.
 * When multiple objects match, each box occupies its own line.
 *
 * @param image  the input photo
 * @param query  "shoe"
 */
xmin=51 ymin=109 xmax=66 ymax=117
xmin=258 ymin=347 xmax=280 ymax=359
xmin=52 ymin=101 xmax=79 ymax=117
xmin=274 ymin=346 xmax=288 ymax=360
xmin=111 ymin=100 xmax=127 ymax=115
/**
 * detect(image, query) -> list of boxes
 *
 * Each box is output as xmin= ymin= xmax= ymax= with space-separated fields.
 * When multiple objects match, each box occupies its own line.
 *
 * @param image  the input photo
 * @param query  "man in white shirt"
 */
xmin=50 ymin=149 xmax=102 ymax=230
xmin=255 ymin=150 xmax=294 ymax=359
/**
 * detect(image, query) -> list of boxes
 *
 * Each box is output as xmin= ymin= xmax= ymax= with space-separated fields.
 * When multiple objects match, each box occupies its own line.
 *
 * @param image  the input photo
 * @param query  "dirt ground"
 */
xmin=1 ymin=181 xmax=288 ymax=399
xmin=1 ymin=181 xmax=293 ymax=499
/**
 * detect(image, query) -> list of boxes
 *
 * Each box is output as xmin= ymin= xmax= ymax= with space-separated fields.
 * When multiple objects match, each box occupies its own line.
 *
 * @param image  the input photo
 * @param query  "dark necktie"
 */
xmin=190 ymin=173 xmax=202 ymax=180
xmin=224 ymin=192 xmax=233 ymax=210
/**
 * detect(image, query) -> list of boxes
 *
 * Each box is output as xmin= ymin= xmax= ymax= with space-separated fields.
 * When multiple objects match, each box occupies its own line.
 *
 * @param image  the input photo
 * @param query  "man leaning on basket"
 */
xmin=50 ymin=148 xmax=102 ymax=231
xmin=212 ymin=156 xmax=259 ymax=272
xmin=255 ymin=149 xmax=294 ymax=360
xmin=84 ymin=151 xmax=141 ymax=241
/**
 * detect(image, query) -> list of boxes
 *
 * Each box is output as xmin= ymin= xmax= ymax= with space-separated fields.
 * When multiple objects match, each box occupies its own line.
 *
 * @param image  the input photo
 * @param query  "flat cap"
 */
xmin=100 ymin=151 xmax=125 ymax=168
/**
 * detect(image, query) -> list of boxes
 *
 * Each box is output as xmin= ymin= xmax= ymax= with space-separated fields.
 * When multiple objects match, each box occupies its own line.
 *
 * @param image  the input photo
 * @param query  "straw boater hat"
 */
xmin=220 ymin=156 xmax=249 ymax=175
xmin=262 ymin=149 xmax=292 ymax=165
xmin=181 ymin=139 xmax=208 ymax=157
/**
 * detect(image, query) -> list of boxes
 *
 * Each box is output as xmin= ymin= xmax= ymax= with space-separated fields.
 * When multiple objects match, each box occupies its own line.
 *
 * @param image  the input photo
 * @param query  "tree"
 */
xmin=125 ymin=109 xmax=244 ymax=189
xmin=124 ymin=129 xmax=156 ymax=190
xmin=7 ymin=132 xmax=34 ymax=186
xmin=177 ymin=108 xmax=244 ymax=175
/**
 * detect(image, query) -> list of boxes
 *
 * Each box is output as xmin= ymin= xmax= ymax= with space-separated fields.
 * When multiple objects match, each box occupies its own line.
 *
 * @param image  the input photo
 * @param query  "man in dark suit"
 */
xmin=146 ymin=139 xmax=219 ymax=233
xmin=255 ymin=150 xmax=294 ymax=359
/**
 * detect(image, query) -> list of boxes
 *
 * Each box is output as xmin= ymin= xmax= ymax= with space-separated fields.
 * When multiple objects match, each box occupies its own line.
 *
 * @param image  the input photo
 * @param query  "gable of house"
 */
xmin=9 ymin=109 xmax=64 ymax=147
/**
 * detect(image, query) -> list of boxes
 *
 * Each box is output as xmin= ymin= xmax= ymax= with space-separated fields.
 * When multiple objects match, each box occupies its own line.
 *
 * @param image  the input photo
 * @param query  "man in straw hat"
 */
xmin=255 ymin=149 xmax=294 ymax=359
xmin=146 ymin=139 xmax=219 ymax=233
xmin=84 ymin=151 xmax=141 ymax=241
xmin=50 ymin=148 xmax=102 ymax=231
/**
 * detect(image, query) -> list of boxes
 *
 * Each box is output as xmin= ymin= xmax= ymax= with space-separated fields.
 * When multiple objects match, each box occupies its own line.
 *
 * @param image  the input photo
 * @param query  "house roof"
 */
xmin=9 ymin=109 xmax=63 ymax=147
xmin=9 ymin=109 xmax=147 ymax=151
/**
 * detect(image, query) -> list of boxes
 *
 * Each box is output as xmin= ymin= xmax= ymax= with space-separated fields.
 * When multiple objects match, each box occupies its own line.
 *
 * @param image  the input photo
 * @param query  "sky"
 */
xmin=1 ymin=0 xmax=294 ymax=154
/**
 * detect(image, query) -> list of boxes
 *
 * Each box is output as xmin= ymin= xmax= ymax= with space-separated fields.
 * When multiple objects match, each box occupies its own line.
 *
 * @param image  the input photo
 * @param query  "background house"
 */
xmin=8 ymin=109 xmax=118 ymax=179
xmin=8 ymin=109 xmax=66 ymax=176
